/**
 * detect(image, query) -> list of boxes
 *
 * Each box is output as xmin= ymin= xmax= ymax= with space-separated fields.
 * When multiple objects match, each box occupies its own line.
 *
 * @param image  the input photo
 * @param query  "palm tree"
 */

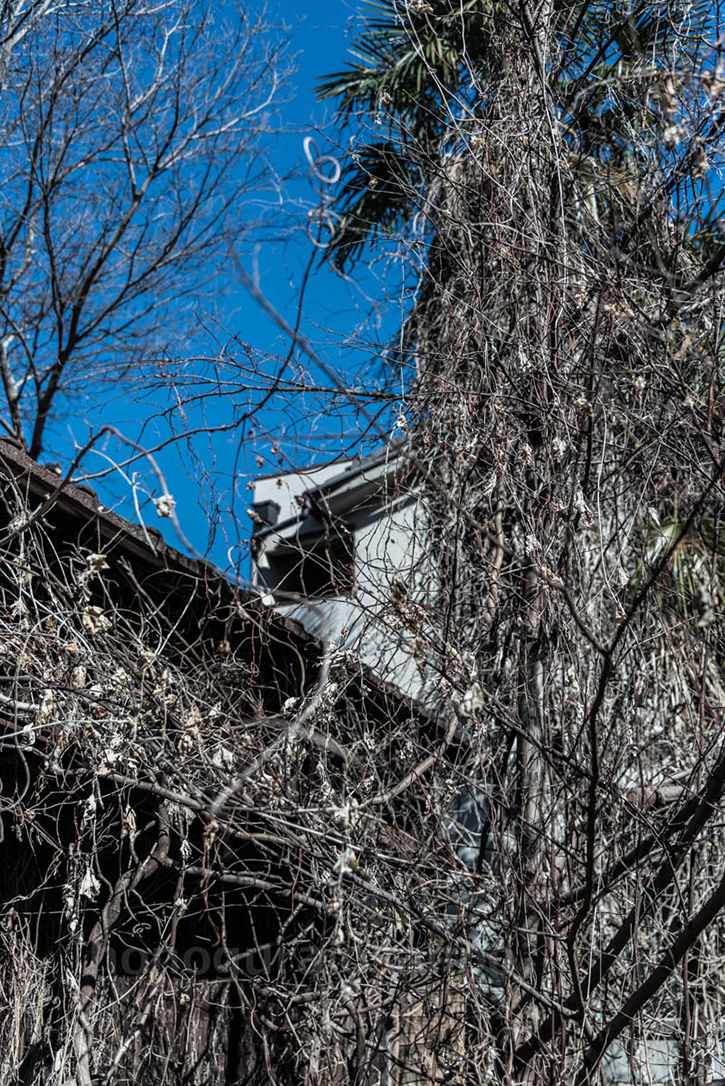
xmin=313 ymin=5 xmax=725 ymax=1085
xmin=319 ymin=0 xmax=718 ymax=275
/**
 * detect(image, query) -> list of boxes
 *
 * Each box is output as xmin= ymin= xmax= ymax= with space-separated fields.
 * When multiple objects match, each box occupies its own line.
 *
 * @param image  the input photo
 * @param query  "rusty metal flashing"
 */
xmin=0 ymin=436 xmax=321 ymax=652
xmin=0 ymin=437 xmax=210 ymax=574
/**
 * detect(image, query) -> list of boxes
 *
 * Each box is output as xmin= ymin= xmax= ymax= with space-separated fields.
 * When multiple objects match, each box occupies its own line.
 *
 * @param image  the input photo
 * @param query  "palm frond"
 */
xmin=324 ymin=141 xmax=425 ymax=270
xmin=642 ymin=515 xmax=725 ymax=626
xmin=318 ymin=0 xmax=720 ymax=269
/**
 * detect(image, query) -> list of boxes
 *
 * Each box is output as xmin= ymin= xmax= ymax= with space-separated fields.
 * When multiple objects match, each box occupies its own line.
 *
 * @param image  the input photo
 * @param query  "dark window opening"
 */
xmin=266 ymin=530 xmax=353 ymax=599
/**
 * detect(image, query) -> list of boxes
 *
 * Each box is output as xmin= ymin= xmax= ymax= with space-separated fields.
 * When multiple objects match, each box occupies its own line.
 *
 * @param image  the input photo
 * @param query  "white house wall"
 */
xmin=253 ymin=465 xmax=439 ymax=706
xmin=278 ymin=494 xmax=437 ymax=704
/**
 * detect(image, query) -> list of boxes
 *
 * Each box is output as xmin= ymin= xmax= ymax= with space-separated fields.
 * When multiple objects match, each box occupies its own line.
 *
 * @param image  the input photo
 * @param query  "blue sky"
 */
xmin=67 ymin=0 xmax=405 ymax=573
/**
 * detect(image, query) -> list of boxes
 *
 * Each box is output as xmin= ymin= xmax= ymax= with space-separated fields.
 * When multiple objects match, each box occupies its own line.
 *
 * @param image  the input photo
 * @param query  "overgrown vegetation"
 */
xmin=6 ymin=0 xmax=725 ymax=1083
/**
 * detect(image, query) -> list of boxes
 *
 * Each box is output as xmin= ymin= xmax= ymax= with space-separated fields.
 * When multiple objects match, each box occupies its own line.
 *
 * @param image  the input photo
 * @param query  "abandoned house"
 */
xmin=0 ymin=436 xmax=476 ymax=1085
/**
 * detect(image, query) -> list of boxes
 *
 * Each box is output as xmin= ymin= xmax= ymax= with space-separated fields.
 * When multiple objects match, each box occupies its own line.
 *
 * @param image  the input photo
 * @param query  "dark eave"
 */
xmin=253 ymin=445 xmax=411 ymax=545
